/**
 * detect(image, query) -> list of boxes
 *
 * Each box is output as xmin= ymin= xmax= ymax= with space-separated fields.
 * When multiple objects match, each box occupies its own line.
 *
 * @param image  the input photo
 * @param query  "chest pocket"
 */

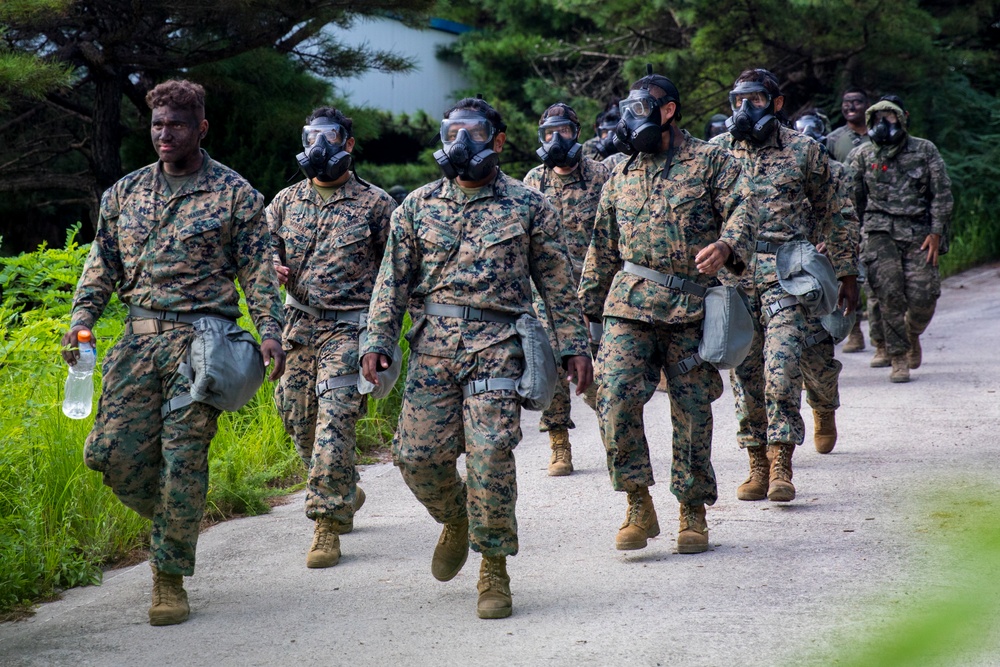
xmin=118 ymin=208 xmax=157 ymax=274
xmin=332 ymin=221 xmax=371 ymax=248
xmin=615 ymin=198 xmax=648 ymax=252
xmin=174 ymin=215 xmax=226 ymax=269
xmin=480 ymin=220 xmax=526 ymax=248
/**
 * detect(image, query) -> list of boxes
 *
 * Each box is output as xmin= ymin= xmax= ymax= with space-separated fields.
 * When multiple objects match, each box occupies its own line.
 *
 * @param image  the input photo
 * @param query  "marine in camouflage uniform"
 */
xmin=361 ymin=97 xmax=591 ymax=619
xmin=580 ymin=135 xmax=603 ymax=161
xmin=267 ymin=107 xmax=396 ymax=567
xmin=64 ymin=80 xmax=284 ymax=626
xmin=580 ymin=71 xmax=754 ymax=554
xmin=712 ymin=69 xmax=858 ymax=504
xmin=524 ymin=112 xmax=609 ymax=475
xmin=847 ymin=99 xmax=953 ymax=382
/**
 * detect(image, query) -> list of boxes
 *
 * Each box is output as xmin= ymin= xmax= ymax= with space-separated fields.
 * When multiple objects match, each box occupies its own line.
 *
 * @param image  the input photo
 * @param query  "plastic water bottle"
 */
xmin=63 ymin=330 xmax=96 ymax=420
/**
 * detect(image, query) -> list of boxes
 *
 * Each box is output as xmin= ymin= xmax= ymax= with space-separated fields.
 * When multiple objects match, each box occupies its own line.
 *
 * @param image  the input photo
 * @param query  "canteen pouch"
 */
xmin=698 ymin=285 xmax=755 ymax=370
xmin=515 ymin=313 xmax=559 ymax=411
xmin=357 ymin=327 xmax=404 ymax=400
xmin=775 ymin=239 xmax=839 ymax=318
xmin=183 ymin=316 xmax=265 ymax=412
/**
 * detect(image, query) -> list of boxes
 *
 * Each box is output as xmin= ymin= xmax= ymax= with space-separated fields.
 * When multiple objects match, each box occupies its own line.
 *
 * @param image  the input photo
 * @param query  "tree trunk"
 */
xmin=89 ymin=69 xmax=124 ymax=233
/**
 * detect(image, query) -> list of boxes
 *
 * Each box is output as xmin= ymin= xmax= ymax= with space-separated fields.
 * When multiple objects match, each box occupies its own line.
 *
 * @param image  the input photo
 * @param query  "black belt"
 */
xmin=755 ymin=241 xmax=782 ymax=254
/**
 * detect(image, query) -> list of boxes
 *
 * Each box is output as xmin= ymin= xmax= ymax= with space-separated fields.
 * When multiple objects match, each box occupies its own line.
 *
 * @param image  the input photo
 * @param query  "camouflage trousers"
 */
xmin=731 ymin=283 xmax=840 ymax=449
xmin=595 ymin=317 xmax=721 ymax=506
xmin=860 ymin=235 xmax=884 ymax=345
xmin=864 ymin=231 xmax=940 ymax=357
xmin=533 ymin=292 xmax=597 ymax=431
xmin=275 ymin=322 xmax=365 ymax=526
xmin=392 ymin=337 xmax=524 ymax=557
xmin=83 ymin=328 xmax=220 ymax=576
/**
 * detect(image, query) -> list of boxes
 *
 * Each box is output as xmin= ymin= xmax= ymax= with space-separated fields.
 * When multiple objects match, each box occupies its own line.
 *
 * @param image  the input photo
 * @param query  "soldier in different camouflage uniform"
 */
xmin=827 ymin=87 xmax=873 ymax=353
xmin=579 ymin=71 xmax=754 ymax=554
xmin=267 ymin=107 xmax=396 ymax=568
xmin=712 ymin=70 xmax=858 ymax=502
xmin=847 ymin=98 xmax=953 ymax=382
xmin=361 ymin=97 xmax=592 ymax=619
xmin=62 ymin=80 xmax=285 ymax=626
xmin=523 ymin=102 xmax=609 ymax=476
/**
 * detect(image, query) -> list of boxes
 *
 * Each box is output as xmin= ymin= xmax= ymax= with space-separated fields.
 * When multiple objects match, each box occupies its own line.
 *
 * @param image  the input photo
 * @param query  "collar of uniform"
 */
xmin=437 ymin=169 xmax=506 ymax=203
xmin=296 ymin=173 xmax=361 ymax=206
xmin=549 ymin=159 xmax=587 ymax=186
xmin=149 ymin=149 xmax=220 ymax=197
xmin=631 ymin=131 xmax=694 ymax=177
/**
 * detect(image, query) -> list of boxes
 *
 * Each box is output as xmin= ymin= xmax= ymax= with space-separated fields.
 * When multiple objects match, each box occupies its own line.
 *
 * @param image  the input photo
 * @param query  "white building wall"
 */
xmin=323 ymin=17 xmax=470 ymax=116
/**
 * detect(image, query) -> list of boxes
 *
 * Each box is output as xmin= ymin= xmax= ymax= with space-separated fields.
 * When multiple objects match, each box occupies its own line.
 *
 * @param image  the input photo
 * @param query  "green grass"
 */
xmin=940 ymin=202 xmax=1000 ymax=278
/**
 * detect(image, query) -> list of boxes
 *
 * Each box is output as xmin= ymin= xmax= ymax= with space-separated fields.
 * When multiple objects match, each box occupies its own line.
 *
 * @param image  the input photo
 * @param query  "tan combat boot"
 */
xmin=676 ymin=504 xmax=709 ymax=554
xmin=736 ymin=446 xmax=770 ymax=501
xmin=870 ymin=344 xmax=890 ymax=368
xmin=339 ymin=486 xmax=366 ymax=534
xmin=476 ymin=556 xmax=512 ymax=619
xmin=306 ymin=517 xmax=341 ymax=568
xmin=149 ymin=564 xmax=190 ymax=626
xmin=890 ymin=355 xmax=911 ymax=383
xmin=814 ymin=410 xmax=837 ymax=454
xmin=615 ymin=486 xmax=660 ymax=550
xmin=907 ymin=333 xmax=922 ymax=369
xmin=767 ymin=444 xmax=796 ymax=502
xmin=547 ymin=430 xmax=573 ymax=476
xmin=841 ymin=320 xmax=865 ymax=353
xmin=431 ymin=515 xmax=469 ymax=582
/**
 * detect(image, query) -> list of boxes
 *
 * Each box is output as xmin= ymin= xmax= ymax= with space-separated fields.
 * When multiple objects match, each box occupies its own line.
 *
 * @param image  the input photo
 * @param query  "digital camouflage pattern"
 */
xmin=595 ymin=318 xmax=721 ymax=505
xmin=848 ymin=130 xmax=952 ymax=356
xmin=523 ymin=157 xmax=608 ymax=430
xmin=578 ymin=132 xmax=754 ymax=505
xmin=602 ymin=152 xmax=628 ymax=174
xmin=393 ymin=342 xmax=524 ymax=557
xmin=580 ymin=136 xmax=602 ymax=161
xmin=266 ymin=176 xmax=395 ymax=525
xmin=579 ymin=131 xmax=754 ymax=325
xmin=363 ymin=171 xmax=590 ymax=556
xmin=731 ymin=283 xmax=840 ymax=448
xmin=712 ymin=126 xmax=858 ymax=450
xmin=71 ymin=151 xmax=283 ymax=340
xmin=71 ymin=152 xmax=283 ymax=576
xmin=800 ymin=157 xmax=856 ymax=410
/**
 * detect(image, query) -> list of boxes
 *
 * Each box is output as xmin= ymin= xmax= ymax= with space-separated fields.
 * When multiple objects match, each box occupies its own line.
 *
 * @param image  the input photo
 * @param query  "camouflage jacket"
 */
xmin=826 ymin=125 xmax=870 ymax=164
xmin=580 ymin=136 xmax=603 ymax=161
xmin=266 ymin=176 xmax=395 ymax=345
xmin=523 ymin=157 xmax=610 ymax=284
xmin=847 ymin=135 xmax=953 ymax=241
xmin=71 ymin=151 xmax=283 ymax=341
xmin=602 ymin=152 xmax=628 ymax=174
xmin=363 ymin=171 xmax=590 ymax=360
xmin=578 ymin=130 xmax=754 ymax=325
xmin=712 ymin=125 xmax=858 ymax=286
xmin=822 ymin=159 xmax=861 ymax=246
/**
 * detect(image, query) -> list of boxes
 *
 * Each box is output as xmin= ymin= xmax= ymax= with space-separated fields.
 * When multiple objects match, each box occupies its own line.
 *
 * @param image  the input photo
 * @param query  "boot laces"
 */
xmin=680 ymin=505 xmax=699 ymax=531
xmin=313 ymin=521 xmax=337 ymax=552
xmin=552 ymin=447 xmax=568 ymax=463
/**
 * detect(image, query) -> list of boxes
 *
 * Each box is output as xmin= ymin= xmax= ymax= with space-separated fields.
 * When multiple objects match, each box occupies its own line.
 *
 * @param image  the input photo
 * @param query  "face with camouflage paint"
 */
xmin=151 ymin=105 xmax=208 ymax=175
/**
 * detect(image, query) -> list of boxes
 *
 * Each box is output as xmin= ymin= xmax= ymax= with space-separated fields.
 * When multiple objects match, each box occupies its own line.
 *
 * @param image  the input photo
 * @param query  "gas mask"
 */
xmin=794 ymin=115 xmax=827 ymax=143
xmin=595 ymin=113 xmax=621 ymax=158
xmin=536 ymin=118 xmax=581 ymax=168
xmin=612 ymin=89 xmax=673 ymax=156
xmin=296 ymin=120 xmax=352 ymax=182
xmin=433 ymin=113 xmax=499 ymax=181
xmin=726 ymin=82 xmax=778 ymax=144
xmin=868 ymin=116 xmax=905 ymax=146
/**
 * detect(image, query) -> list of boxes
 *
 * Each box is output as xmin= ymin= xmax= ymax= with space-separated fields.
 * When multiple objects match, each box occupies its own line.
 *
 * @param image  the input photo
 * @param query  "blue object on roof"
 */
xmin=429 ymin=18 xmax=473 ymax=34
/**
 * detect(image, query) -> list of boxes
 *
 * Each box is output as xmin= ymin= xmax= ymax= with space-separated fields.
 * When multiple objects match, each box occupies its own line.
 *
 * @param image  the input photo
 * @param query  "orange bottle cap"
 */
xmin=78 ymin=330 xmax=93 ymax=342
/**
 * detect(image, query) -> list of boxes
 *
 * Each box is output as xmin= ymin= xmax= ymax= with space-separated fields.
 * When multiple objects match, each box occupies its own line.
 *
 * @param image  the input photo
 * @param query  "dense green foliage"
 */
xmin=0 ymin=231 xmax=407 ymax=613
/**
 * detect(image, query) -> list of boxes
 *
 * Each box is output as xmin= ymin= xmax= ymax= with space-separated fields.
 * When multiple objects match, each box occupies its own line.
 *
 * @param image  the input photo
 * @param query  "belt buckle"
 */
xmin=463 ymin=306 xmax=484 ymax=321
